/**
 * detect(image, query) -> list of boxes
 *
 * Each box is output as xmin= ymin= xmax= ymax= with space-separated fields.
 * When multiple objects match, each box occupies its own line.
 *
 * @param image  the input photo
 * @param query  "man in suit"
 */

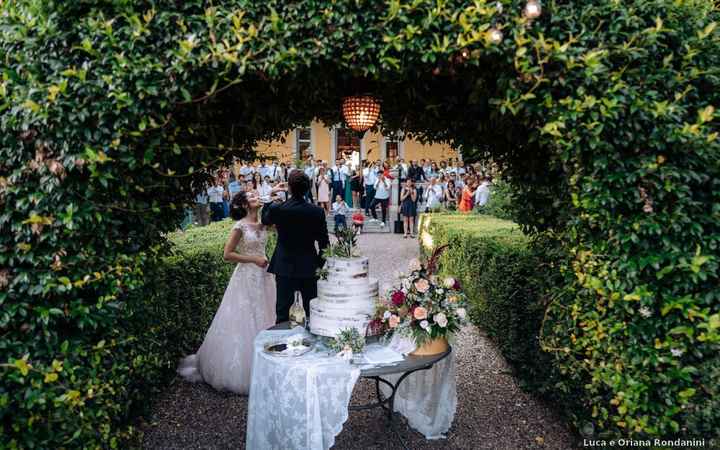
xmin=261 ymin=170 xmax=330 ymax=323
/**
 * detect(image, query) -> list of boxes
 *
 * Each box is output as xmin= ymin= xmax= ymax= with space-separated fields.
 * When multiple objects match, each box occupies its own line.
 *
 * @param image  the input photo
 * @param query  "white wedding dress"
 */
xmin=177 ymin=221 xmax=276 ymax=394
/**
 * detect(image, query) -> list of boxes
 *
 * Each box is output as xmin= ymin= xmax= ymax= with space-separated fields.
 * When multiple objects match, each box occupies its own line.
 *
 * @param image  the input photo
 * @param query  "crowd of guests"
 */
xmin=192 ymin=157 xmax=493 ymax=236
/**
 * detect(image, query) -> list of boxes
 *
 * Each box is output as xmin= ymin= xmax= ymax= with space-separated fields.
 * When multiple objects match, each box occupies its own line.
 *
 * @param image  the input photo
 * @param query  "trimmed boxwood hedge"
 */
xmin=419 ymin=212 xmax=719 ymax=438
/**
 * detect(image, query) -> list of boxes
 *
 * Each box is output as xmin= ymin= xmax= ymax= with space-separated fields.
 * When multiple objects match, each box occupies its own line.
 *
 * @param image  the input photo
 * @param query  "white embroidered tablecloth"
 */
xmin=245 ymin=329 xmax=457 ymax=450
xmin=379 ymin=352 xmax=457 ymax=439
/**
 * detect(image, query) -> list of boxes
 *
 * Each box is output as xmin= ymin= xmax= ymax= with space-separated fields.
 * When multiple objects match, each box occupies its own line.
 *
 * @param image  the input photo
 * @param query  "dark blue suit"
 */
xmin=261 ymin=196 xmax=330 ymax=322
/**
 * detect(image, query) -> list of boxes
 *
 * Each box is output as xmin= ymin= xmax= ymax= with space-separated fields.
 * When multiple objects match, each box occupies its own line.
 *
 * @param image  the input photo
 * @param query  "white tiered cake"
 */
xmin=309 ymin=257 xmax=379 ymax=337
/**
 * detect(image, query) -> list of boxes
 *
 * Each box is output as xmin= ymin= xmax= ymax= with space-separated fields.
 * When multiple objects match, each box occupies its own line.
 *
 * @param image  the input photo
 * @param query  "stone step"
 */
xmin=325 ymin=209 xmax=395 ymax=233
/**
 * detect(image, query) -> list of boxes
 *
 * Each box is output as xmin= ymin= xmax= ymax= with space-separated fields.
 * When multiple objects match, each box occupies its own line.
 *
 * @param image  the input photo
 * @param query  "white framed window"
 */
xmin=382 ymin=131 xmax=404 ymax=161
xmin=295 ymin=127 xmax=312 ymax=160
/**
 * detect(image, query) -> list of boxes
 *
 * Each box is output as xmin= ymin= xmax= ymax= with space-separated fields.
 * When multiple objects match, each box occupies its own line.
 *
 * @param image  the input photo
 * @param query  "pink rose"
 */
xmin=413 ymin=306 xmax=428 ymax=320
xmin=391 ymin=291 xmax=406 ymax=306
xmin=414 ymin=278 xmax=430 ymax=293
xmin=389 ymin=315 xmax=400 ymax=328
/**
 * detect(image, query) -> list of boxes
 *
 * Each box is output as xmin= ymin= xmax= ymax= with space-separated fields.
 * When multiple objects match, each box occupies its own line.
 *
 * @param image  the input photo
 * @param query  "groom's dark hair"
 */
xmin=288 ymin=169 xmax=310 ymax=198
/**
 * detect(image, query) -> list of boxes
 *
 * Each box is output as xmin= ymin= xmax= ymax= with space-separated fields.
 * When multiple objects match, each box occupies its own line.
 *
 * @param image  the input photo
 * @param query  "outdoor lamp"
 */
xmin=524 ymin=0 xmax=542 ymax=19
xmin=488 ymin=28 xmax=504 ymax=44
xmin=342 ymin=95 xmax=381 ymax=132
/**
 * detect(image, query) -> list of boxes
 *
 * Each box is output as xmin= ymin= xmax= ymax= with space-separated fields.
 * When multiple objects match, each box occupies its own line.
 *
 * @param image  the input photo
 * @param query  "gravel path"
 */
xmin=142 ymin=233 xmax=577 ymax=450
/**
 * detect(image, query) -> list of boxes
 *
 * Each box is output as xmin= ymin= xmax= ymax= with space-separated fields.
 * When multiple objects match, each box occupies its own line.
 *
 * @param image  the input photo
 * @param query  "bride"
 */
xmin=178 ymin=190 xmax=276 ymax=394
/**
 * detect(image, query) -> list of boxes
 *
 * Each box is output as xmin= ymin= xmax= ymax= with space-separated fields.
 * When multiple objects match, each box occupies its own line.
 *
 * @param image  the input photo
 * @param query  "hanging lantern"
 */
xmin=524 ymin=0 xmax=542 ymax=19
xmin=342 ymin=95 xmax=381 ymax=132
xmin=488 ymin=28 xmax=504 ymax=44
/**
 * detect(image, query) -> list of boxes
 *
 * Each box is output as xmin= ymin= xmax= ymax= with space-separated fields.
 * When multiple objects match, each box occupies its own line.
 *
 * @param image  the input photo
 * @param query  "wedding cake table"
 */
xmin=245 ymin=326 xmax=456 ymax=450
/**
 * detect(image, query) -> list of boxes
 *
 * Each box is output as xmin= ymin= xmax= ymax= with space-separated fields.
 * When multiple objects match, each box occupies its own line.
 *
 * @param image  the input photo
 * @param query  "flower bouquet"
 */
xmin=372 ymin=246 xmax=468 ymax=355
xmin=328 ymin=327 xmax=366 ymax=362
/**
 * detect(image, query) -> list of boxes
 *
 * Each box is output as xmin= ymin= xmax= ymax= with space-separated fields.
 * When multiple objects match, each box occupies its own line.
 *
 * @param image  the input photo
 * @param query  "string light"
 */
xmin=488 ymin=28 xmax=504 ymax=44
xmin=524 ymin=0 xmax=542 ymax=19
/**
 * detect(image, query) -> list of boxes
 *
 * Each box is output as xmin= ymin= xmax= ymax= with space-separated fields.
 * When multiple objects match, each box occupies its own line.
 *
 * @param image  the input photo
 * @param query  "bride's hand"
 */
xmin=253 ymin=256 xmax=269 ymax=268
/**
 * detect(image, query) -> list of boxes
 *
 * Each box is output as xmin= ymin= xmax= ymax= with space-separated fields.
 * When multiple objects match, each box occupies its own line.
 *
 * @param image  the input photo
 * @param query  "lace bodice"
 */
xmin=233 ymin=221 xmax=268 ymax=256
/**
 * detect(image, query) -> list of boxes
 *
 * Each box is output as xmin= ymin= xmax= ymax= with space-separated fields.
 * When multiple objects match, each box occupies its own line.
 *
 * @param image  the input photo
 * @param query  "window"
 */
xmin=336 ymin=127 xmax=360 ymax=161
xmin=296 ymin=127 xmax=312 ymax=160
xmin=385 ymin=136 xmax=399 ymax=160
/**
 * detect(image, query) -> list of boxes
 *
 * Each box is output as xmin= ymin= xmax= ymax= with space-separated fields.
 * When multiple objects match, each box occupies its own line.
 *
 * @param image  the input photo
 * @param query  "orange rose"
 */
xmin=413 ymin=306 xmax=428 ymax=320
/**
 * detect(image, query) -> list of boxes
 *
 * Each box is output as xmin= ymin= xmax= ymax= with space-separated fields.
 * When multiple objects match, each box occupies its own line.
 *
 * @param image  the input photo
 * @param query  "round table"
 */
xmin=270 ymin=322 xmax=452 ymax=449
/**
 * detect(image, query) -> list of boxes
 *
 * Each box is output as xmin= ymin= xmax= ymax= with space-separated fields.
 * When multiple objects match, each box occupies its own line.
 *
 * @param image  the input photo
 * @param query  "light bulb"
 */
xmin=524 ymin=0 xmax=541 ymax=19
xmin=488 ymin=28 xmax=503 ymax=44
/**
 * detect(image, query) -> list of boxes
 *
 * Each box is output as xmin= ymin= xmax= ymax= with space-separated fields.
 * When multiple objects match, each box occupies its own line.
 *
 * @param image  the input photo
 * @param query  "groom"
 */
xmin=261 ymin=170 xmax=330 ymax=323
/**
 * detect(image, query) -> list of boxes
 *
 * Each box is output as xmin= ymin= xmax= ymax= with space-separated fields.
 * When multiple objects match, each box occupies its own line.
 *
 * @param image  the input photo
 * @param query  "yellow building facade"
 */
xmin=253 ymin=121 xmax=459 ymax=165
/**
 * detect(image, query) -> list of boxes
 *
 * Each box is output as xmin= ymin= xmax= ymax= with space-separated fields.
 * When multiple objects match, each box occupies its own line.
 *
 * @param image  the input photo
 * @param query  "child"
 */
xmin=332 ymin=195 xmax=349 ymax=234
xmin=351 ymin=210 xmax=364 ymax=235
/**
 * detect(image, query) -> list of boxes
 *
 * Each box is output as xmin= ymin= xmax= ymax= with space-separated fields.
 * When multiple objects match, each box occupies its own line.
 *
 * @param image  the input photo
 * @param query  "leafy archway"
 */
xmin=1 ymin=0 xmax=718 ymax=446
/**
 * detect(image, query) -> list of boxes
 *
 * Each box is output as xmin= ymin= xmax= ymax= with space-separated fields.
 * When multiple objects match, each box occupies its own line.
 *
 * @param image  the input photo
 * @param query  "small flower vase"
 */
xmin=410 ymin=337 xmax=448 ymax=356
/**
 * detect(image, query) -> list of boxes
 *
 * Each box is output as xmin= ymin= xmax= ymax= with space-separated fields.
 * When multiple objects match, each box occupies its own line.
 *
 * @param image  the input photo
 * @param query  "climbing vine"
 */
xmin=1 ymin=0 xmax=718 ymax=446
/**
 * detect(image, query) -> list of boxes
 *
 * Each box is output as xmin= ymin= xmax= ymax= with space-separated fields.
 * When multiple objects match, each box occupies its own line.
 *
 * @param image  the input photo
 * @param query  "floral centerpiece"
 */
xmin=372 ymin=245 xmax=468 ymax=354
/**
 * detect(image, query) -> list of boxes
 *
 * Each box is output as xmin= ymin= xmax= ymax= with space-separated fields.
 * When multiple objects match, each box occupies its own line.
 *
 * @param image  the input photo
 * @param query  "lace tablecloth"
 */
xmin=246 ymin=328 xmax=457 ymax=450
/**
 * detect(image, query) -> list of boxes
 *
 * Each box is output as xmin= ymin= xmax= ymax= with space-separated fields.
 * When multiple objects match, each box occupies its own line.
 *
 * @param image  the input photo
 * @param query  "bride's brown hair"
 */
xmin=229 ymin=191 xmax=249 ymax=220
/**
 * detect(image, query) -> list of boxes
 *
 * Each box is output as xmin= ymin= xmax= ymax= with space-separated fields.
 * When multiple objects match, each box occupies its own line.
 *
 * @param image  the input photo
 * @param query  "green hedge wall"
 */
xmin=418 ymin=213 xmax=560 ymax=390
xmin=1 ymin=220 xmax=240 ymax=448
xmin=419 ymin=213 xmax=720 ymax=439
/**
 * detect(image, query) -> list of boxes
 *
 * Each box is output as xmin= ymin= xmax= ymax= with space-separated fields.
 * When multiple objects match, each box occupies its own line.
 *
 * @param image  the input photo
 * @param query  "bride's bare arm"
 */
xmin=223 ymin=228 xmax=268 ymax=267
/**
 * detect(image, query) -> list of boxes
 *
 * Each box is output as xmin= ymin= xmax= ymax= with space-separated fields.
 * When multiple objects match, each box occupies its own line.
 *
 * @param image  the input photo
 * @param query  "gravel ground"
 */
xmin=142 ymin=233 xmax=577 ymax=450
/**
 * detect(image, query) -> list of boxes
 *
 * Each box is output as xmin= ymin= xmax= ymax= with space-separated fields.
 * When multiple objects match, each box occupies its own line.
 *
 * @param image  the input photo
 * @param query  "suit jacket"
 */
xmin=261 ymin=196 xmax=330 ymax=278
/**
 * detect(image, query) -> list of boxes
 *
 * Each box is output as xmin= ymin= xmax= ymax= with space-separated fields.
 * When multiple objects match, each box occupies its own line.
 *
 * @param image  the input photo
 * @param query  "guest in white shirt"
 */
xmin=331 ymin=195 xmax=349 ymax=234
xmin=370 ymin=171 xmax=391 ymax=226
xmin=304 ymin=161 xmax=316 ymax=203
xmin=329 ymin=158 xmax=347 ymax=201
xmin=474 ymin=176 xmax=492 ymax=208
xmin=207 ymin=177 xmax=225 ymax=222
xmin=362 ymin=161 xmax=378 ymax=216
xmin=194 ymin=183 xmax=210 ymax=226
xmin=258 ymin=176 xmax=273 ymax=199
xmin=239 ymin=162 xmax=254 ymax=181
xmin=423 ymin=177 xmax=444 ymax=212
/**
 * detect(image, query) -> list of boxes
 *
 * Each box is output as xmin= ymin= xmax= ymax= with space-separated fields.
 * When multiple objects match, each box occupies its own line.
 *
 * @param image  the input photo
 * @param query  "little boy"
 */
xmin=351 ymin=210 xmax=364 ymax=235
xmin=332 ymin=195 xmax=349 ymax=234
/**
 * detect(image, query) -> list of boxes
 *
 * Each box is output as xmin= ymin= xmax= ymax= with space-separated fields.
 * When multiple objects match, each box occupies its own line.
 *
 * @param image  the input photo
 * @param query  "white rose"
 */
xmin=444 ymin=277 xmax=455 ymax=288
xmin=383 ymin=310 xmax=391 ymax=320
xmin=434 ymin=313 xmax=448 ymax=328
xmin=408 ymin=258 xmax=422 ymax=272
xmin=420 ymin=320 xmax=430 ymax=330
xmin=456 ymin=308 xmax=467 ymax=320
xmin=437 ymin=288 xmax=445 ymax=295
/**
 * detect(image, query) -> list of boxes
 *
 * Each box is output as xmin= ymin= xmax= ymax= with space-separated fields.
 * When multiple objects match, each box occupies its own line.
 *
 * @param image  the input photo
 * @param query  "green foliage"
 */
xmin=322 ymin=227 xmax=359 ymax=258
xmin=328 ymin=327 xmax=366 ymax=354
xmin=1 ymin=0 xmax=718 ymax=445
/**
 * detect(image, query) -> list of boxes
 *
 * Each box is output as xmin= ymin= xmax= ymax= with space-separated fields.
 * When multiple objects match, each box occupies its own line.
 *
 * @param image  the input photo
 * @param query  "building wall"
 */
xmin=251 ymin=120 xmax=458 ymax=163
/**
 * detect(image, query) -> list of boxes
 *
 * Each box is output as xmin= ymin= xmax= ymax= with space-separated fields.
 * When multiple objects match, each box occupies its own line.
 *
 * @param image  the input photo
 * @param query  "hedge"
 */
xmin=0 ymin=219 xmax=245 ymax=448
xmin=419 ymin=212 xmax=719 ymax=439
